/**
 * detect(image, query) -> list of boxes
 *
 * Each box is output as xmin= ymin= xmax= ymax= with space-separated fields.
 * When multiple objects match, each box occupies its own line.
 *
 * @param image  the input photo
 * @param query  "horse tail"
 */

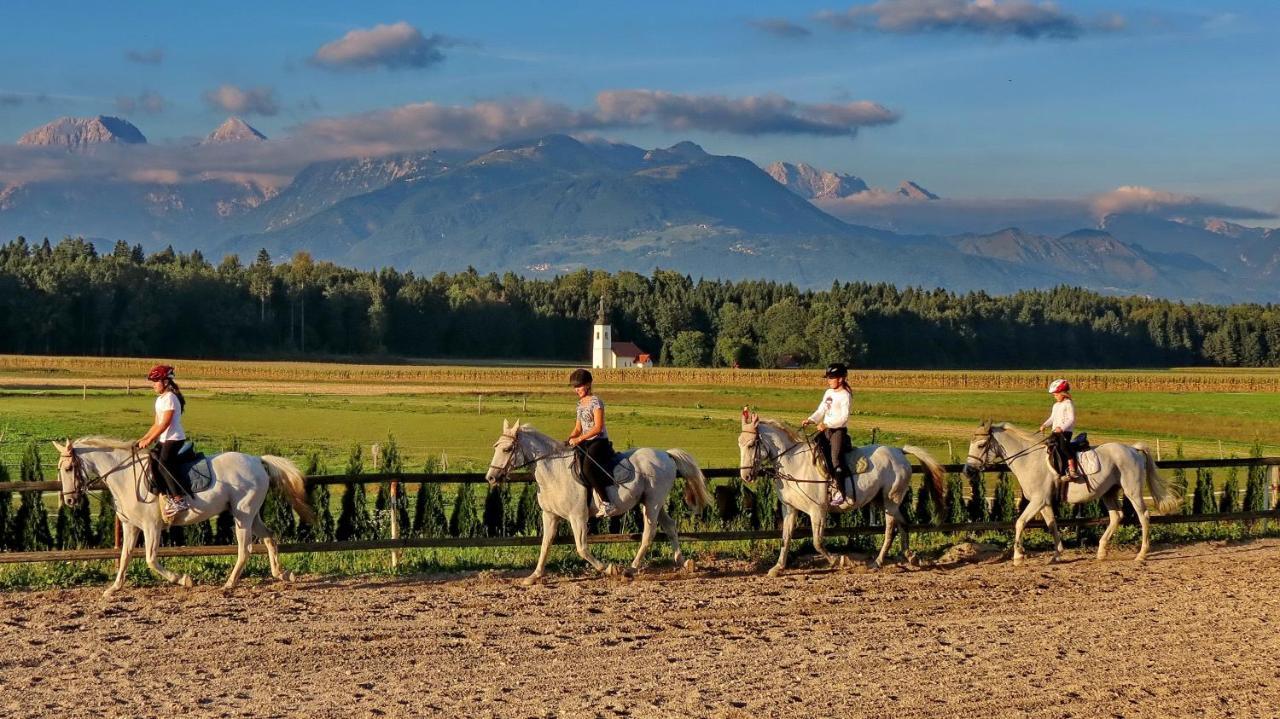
xmin=667 ymin=448 xmax=711 ymax=512
xmin=902 ymin=445 xmax=946 ymax=508
xmin=1133 ymin=443 xmax=1180 ymax=514
xmin=261 ymin=455 xmax=317 ymax=524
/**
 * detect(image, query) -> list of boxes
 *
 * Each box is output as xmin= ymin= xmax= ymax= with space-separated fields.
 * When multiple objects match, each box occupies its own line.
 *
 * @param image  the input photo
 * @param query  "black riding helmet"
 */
xmin=569 ymin=368 xmax=593 ymax=387
xmin=824 ymin=362 xmax=848 ymax=379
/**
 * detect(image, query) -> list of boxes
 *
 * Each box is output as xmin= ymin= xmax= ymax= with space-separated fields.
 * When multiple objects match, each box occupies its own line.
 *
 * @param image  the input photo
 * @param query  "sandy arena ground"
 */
xmin=2 ymin=539 xmax=1279 ymax=719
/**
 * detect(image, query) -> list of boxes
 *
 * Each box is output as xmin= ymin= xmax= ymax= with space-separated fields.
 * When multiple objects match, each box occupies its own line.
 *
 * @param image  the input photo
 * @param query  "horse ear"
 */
xmin=502 ymin=418 xmax=510 ymax=433
xmin=51 ymin=440 xmax=65 ymax=453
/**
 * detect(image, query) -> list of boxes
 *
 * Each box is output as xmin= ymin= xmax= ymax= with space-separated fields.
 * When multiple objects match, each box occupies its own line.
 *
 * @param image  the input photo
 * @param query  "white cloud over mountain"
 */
xmin=816 ymin=0 xmax=1124 ymax=39
xmin=202 ymin=85 xmax=279 ymax=117
xmin=309 ymin=21 xmax=456 ymax=71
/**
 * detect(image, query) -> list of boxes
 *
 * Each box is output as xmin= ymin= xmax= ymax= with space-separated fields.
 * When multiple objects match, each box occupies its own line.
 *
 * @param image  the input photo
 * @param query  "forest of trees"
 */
xmin=1 ymin=236 xmax=1278 ymax=368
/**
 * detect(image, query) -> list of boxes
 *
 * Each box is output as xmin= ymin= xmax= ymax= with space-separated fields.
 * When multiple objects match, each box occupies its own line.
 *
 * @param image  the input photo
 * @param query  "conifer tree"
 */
xmin=990 ymin=472 xmax=1016 ymax=523
xmin=1242 ymin=439 xmax=1267 ymax=512
xmin=966 ymin=469 xmax=988 ymax=523
xmin=336 ymin=443 xmax=369 ymax=541
xmin=93 ymin=492 xmax=116 ymax=548
xmin=0 ymin=460 xmax=12 ymax=550
xmin=943 ymin=472 xmax=967 ymax=525
xmin=449 ymin=482 xmax=483 ymax=537
xmin=13 ymin=442 xmax=53 ymax=551
xmin=514 ymin=481 xmax=540 ymax=536
xmin=1192 ymin=468 xmax=1215 ymax=515
xmin=1218 ymin=463 xmax=1239 ymax=514
xmin=412 ymin=456 xmax=448 ymax=538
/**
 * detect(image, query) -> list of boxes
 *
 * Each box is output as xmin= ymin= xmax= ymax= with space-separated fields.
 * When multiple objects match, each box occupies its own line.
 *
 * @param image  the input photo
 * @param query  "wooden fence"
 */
xmin=1 ymin=457 xmax=1277 ymax=565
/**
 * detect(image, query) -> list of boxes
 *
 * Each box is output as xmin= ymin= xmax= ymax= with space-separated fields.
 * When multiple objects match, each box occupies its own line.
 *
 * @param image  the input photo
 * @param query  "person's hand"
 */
xmin=135 ymin=438 xmax=150 ymax=450
xmin=816 ymin=423 xmax=827 ymax=432
xmin=567 ymin=437 xmax=579 ymax=447
xmin=800 ymin=419 xmax=813 ymax=428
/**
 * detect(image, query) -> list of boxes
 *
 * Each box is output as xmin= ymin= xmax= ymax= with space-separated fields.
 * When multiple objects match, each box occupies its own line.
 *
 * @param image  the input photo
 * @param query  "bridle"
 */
xmin=487 ymin=430 xmax=573 ymax=483
xmin=57 ymin=441 xmax=149 ymax=505
xmin=966 ymin=425 xmax=1048 ymax=472
xmin=738 ymin=425 xmax=825 ymax=485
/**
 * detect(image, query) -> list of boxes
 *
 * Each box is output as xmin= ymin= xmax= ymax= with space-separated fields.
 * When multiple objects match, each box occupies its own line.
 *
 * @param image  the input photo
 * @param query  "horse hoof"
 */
xmin=1048 ymin=555 xmax=1062 ymax=565
xmin=604 ymin=564 xmax=618 ymax=577
xmin=222 ymin=583 xmax=237 ymax=591
xmin=1134 ymin=555 xmax=1147 ymax=563
xmin=1012 ymin=556 xmax=1025 ymax=567
xmin=282 ymin=570 xmax=296 ymax=583
xmin=520 ymin=575 xmax=543 ymax=587
xmin=682 ymin=559 xmax=696 ymax=573
xmin=767 ymin=566 xmax=783 ymax=578
xmin=101 ymin=587 xmax=117 ymax=600
xmin=866 ymin=559 xmax=882 ymax=571
xmin=178 ymin=574 xmax=193 ymax=588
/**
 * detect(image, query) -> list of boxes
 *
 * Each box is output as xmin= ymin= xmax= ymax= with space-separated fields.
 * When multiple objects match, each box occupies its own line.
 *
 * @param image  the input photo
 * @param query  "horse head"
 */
xmin=51 ymin=437 xmax=85 ymax=507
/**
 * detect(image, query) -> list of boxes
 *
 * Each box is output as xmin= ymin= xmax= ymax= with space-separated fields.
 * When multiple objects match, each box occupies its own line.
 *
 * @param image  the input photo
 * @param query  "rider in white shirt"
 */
xmin=1040 ymin=379 xmax=1081 ymax=480
xmin=135 ymin=364 xmax=190 ymax=519
xmin=801 ymin=363 xmax=854 ymax=506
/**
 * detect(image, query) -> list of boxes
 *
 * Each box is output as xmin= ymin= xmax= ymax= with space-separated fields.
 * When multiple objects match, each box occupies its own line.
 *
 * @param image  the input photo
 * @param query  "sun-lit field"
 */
xmin=2 ymin=355 xmax=1276 ymax=471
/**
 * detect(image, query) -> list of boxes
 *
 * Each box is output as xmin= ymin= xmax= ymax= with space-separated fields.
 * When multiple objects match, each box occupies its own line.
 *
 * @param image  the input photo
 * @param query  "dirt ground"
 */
xmin=2 ymin=539 xmax=1279 ymax=719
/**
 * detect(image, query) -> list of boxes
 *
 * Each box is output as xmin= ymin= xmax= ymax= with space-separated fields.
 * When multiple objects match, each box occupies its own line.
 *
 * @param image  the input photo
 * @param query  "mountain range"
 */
xmin=2 ymin=115 xmax=1276 ymax=302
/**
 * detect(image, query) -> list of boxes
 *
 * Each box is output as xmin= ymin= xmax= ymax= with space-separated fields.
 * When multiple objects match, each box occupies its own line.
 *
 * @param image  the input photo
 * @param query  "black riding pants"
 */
xmin=151 ymin=439 xmax=187 ymax=496
xmin=1048 ymin=430 xmax=1074 ymax=475
xmin=814 ymin=427 xmax=851 ymax=479
xmin=576 ymin=437 xmax=614 ymax=497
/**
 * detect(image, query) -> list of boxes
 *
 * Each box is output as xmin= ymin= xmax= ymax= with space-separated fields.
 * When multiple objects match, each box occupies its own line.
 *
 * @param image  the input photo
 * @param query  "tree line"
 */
xmin=2 ymin=236 xmax=1278 ymax=368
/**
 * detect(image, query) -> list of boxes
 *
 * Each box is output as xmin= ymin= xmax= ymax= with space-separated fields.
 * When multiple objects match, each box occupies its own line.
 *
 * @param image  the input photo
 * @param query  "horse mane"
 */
xmin=991 ymin=422 xmax=1036 ymax=442
xmin=758 ymin=418 xmax=803 ymax=443
xmin=74 ymin=436 xmax=135 ymax=450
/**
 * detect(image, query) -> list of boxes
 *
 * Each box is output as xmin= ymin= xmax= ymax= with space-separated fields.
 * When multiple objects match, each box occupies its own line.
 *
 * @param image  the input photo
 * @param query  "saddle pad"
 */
xmin=181 ymin=457 xmax=215 ymax=493
xmin=843 ymin=446 xmax=872 ymax=475
xmin=611 ymin=452 xmax=638 ymax=484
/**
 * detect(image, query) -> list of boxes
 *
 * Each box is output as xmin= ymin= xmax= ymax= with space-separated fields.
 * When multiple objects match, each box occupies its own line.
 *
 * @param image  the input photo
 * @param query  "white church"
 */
xmin=592 ymin=300 xmax=652 ymax=369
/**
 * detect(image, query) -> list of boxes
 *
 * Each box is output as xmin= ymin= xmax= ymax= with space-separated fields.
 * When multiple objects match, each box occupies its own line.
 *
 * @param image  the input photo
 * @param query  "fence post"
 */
xmin=390 ymin=480 xmax=401 ymax=569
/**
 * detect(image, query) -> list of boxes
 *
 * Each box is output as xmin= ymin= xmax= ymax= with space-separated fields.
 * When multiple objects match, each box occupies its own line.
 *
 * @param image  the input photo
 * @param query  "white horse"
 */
xmin=485 ymin=420 xmax=712 ymax=585
xmin=738 ymin=411 xmax=947 ymax=575
xmin=53 ymin=437 xmax=314 ymax=597
xmin=963 ymin=421 xmax=1180 ymax=565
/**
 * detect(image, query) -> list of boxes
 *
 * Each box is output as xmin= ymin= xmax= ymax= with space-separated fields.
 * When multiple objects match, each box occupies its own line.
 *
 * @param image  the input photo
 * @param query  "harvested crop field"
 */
xmin=3 ymin=539 xmax=1279 ymax=719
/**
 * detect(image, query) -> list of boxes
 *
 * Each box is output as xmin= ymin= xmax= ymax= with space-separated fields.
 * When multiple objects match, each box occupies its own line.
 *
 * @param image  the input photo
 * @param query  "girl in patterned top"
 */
xmin=566 ymin=368 xmax=617 ymax=517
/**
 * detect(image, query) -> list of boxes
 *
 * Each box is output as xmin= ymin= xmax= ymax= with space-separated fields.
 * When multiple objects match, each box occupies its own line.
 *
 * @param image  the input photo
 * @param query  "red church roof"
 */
xmin=611 ymin=341 xmax=646 ymax=359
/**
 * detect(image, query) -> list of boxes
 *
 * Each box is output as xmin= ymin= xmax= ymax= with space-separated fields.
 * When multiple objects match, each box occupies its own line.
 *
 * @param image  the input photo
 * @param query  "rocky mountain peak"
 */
xmin=202 ymin=117 xmax=267 ymax=145
xmin=897 ymin=181 xmax=939 ymax=201
xmin=764 ymin=161 xmax=869 ymax=200
xmin=17 ymin=115 xmax=147 ymax=149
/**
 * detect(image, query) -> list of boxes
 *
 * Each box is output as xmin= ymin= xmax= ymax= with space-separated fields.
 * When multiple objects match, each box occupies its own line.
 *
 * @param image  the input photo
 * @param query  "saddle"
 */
xmin=571 ymin=449 xmax=636 ymax=487
xmin=150 ymin=442 xmax=215 ymax=494
xmin=812 ymin=445 xmax=871 ymax=481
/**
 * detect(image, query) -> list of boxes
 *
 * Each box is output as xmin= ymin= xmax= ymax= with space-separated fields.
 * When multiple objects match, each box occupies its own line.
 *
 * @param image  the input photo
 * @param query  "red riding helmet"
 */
xmin=147 ymin=364 xmax=175 ymax=382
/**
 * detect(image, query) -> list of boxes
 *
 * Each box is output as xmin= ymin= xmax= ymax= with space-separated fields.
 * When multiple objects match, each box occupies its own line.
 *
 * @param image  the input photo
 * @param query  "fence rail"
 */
xmin=7 ymin=456 xmax=1280 ymax=493
xmin=1 ymin=456 xmax=1277 ymax=566
xmin=0 ymin=510 xmax=1274 ymax=565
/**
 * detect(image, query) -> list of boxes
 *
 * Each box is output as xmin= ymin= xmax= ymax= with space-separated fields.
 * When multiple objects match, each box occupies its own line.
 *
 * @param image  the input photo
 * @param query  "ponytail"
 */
xmin=167 ymin=379 xmax=186 ymax=411
xmin=837 ymin=378 xmax=851 ymax=394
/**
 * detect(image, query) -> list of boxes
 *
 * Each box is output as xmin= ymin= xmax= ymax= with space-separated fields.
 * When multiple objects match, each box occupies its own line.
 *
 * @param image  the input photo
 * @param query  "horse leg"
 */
xmin=253 ymin=516 xmax=292 ymax=582
xmin=1130 ymin=494 xmax=1152 ymax=562
xmin=657 ymin=507 xmax=691 ymax=570
xmin=223 ymin=517 xmax=254 ymax=589
xmin=1038 ymin=504 xmax=1064 ymax=562
xmin=810 ymin=506 xmax=840 ymax=569
xmin=142 ymin=524 xmax=188 ymax=587
xmin=568 ymin=513 xmax=608 ymax=575
xmin=522 ymin=512 xmax=558 ymax=586
xmin=629 ymin=502 xmax=660 ymax=572
xmin=104 ymin=522 xmax=139 ymax=598
xmin=1097 ymin=492 xmax=1122 ymax=561
xmin=1012 ymin=496 xmax=1045 ymax=566
xmin=873 ymin=509 xmax=897 ymax=569
xmin=768 ymin=503 xmax=798 ymax=577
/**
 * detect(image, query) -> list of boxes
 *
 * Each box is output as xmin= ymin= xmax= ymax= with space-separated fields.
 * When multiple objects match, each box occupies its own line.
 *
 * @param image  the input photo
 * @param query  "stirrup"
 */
xmin=163 ymin=496 xmax=189 ymax=521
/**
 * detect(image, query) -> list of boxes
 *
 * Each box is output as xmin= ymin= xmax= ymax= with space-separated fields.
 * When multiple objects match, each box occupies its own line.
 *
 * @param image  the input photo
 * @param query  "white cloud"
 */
xmin=310 ymin=21 xmax=455 ymax=71
xmin=116 ymin=91 xmax=166 ymax=116
xmin=817 ymin=0 xmax=1124 ymax=39
xmin=202 ymin=85 xmax=279 ymax=117
xmin=1089 ymin=185 xmax=1272 ymax=220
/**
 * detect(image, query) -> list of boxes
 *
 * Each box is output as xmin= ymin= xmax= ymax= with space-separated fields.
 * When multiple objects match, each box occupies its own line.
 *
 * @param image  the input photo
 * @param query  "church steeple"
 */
xmin=595 ymin=297 xmax=607 ymax=325
xmin=592 ymin=297 xmax=612 ymax=369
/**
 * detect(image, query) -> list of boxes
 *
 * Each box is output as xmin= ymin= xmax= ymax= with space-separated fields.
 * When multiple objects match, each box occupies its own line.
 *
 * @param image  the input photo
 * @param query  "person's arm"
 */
xmin=802 ymin=392 xmax=828 ymax=427
xmin=137 ymin=409 xmax=174 ymax=449
xmin=567 ymin=418 xmax=583 ymax=444
xmin=1039 ymin=406 xmax=1053 ymax=432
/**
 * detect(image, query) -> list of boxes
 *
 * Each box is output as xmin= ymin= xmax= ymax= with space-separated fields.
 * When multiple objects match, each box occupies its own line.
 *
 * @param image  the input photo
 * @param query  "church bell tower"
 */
xmin=591 ymin=298 xmax=612 ymax=369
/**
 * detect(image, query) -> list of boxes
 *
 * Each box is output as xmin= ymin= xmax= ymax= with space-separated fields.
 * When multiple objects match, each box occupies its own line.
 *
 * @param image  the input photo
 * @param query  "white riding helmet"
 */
xmin=1047 ymin=378 xmax=1070 ymax=394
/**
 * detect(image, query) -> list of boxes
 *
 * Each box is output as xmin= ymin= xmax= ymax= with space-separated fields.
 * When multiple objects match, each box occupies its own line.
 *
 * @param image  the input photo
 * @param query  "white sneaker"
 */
xmin=596 ymin=502 xmax=616 ymax=518
xmin=829 ymin=490 xmax=846 ymax=506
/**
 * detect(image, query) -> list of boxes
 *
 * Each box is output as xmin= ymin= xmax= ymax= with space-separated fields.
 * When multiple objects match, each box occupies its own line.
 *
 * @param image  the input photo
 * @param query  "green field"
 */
xmin=1 ymin=364 xmax=1276 ymax=470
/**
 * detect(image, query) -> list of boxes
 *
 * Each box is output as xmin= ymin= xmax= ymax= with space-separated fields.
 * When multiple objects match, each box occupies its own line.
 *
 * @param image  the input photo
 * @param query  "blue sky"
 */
xmin=0 ymin=0 xmax=1277 ymax=220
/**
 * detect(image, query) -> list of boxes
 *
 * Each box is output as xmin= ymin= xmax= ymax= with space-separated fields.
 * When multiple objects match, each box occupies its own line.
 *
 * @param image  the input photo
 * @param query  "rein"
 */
xmin=739 ymin=427 xmax=829 ymax=486
xmin=967 ymin=429 xmax=1049 ymax=472
xmin=487 ymin=431 xmax=575 ymax=480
